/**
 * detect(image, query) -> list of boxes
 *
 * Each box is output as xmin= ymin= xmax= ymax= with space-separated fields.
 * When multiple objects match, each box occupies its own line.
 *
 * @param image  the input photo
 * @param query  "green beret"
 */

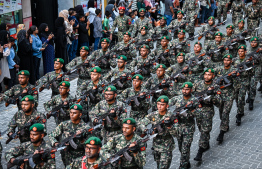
xmin=123 ymin=118 xmax=136 ymax=125
xmin=204 ymin=68 xmax=215 ymax=73
xmin=59 ymin=81 xmax=70 ymax=88
xmin=226 ymin=25 xmax=234 ymax=29
xmin=238 ymin=19 xmax=245 ymax=24
xmin=156 ymin=64 xmax=167 ymax=69
xmin=124 ymin=31 xmax=131 ymax=37
xmin=29 ymin=123 xmax=45 ymax=132
xmin=118 ymin=55 xmax=127 ymax=61
xmin=178 ymin=29 xmax=186 ymax=34
xmin=177 ymin=52 xmax=185 ymax=57
xmin=85 ymin=136 xmax=102 ymax=146
xmin=105 ymin=85 xmax=117 ymax=92
xmin=238 ymin=44 xmax=246 ymax=50
xmin=141 ymin=26 xmax=148 ymax=30
xmin=91 ymin=66 xmax=102 ymax=73
xmin=177 ymin=10 xmax=184 ymax=15
xmin=139 ymin=45 xmax=150 ymax=50
xmin=54 ymin=58 xmax=64 ymax=64
xmin=80 ymin=46 xmax=89 ymax=51
xmin=250 ymin=37 xmax=259 ymax=42
xmin=195 ymin=41 xmax=202 ymax=47
xmin=215 ymin=32 xmax=223 ymax=37
xmin=181 ymin=82 xmax=193 ymax=88
xmin=222 ymin=54 xmax=233 ymax=60
xmin=21 ymin=95 xmax=35 ymax=102
xmin=132 ymin=74 xmax=144 ymax=80
xmin=101 ymin=38 xmax=110 ymax=43
xmin=18 ymin=70 xmax=30 ymax=76
xmin=70 ymin=104 xmax=83 ymax=111
xmin=157 ymin=95 xmax=169 ymax=103
xmin=139 ymin=8 xmax=145 ymax=12
xmin=161 ymin=36 xmax=170 ymax=40
xmin=208 ymin=16 xmax=215 ymax=20
xmin=160 ymin=16 xmax=167 ymax=20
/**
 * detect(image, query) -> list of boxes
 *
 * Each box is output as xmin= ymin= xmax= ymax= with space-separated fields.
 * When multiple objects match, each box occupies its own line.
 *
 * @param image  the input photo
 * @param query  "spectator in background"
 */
xmin=137 ymin=0 xmax=146 ymax=15
xmin=164 ymin=0 xmax=175 ymax=25
xmin=210 ymin=0 xmax=217 ymax=17
xmin=106 ymin=1 xmax=116 ymax=20
xmin=68 ymin=8 xmax=79 ymax=61
xmin=129 ymin=0 xmax=137 ymax=11
xmin=88 ymin=0 xmax=96 ymax=48
xmin=200 ymin=0 xmax=210 ymax=25
xmin=0 ymin=42 xmax=11 ymax=92
xmin=0 ymin=23 xmax=9 ymax=45
xmin=28 ymin=25 xmax=45 ymax=80
xmin=78 ymin=15 xmax=90 ymax=47
xmin=38 ymin=23 xmax=55 ymax=74
xmin=103 ymin=11 xmax=111 ymax=38
xmin=93 ymin=9 xmax=103 ymax=50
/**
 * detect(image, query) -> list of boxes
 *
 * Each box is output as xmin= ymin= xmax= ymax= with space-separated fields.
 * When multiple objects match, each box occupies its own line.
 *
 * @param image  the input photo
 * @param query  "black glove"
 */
xmin=129 ymin=144 xmax=140 ymax=153
xmin=32 ymin=153 xmax=43 ymax=164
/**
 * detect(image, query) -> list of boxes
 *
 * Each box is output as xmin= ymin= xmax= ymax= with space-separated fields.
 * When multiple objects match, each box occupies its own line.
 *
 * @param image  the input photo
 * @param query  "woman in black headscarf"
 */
xmin=17 ymin=30 xmax=36 ymax=84
xmin=0 ymin=23 xmax=9 ymax=45
xmin=54 ymin=17 xmax=68 ymax=70
xmin=39 ymin=23 xmax=55 ymax=74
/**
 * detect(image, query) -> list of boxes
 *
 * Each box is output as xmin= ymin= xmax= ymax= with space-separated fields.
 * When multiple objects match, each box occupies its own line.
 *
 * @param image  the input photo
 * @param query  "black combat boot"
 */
xmin=236 ymin=114 xmax=242 ymax=126
xmin=203 ymin=143 xmax=210 ymax=152
xmin=194 ymin=147 xmax=205 ymax=161
xmin=246 ymin=96 xmax=250 ymax=103
xmin=217 ymin=130 xmax=225 ymax=144
xmin=249 ymin=99 xmax=254 ymax=110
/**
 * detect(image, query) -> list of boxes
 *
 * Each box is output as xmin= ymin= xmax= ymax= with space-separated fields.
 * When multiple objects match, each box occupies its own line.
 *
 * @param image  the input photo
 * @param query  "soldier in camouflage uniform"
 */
xmin=4 ymin=70 xmax=38 ymax=110
xmin=104 ymin=55 xmax=132 ymax=94
xmin=169 ymin=30 xmax=190 ymax=59
xmin=214 ymin=54 xmax=238 ymax=144
xmin=153 ymin=16 xmax=172 ymax=46
xmin=234 ymin=20 xmax=246 ymax=46
xmin=168 ymin=10 xmax=187 ymax=39
xmin=138 ymin=96 xmax=178 ymax=169
xmin=110 ymin=32 xmax=137 ymax=64
xmin=66 ymin=46 xmax=91 ymax=89
xmin=100 ymin=118 xmax=146 ymax=169
xmin=118 ymin=74 xmax=150 ymax=121
xmin=192 ymin=69 xmax=222 ymax=162
xmin=87 ymin=38 xmax=117 ymax=75
xmin=48 ymin=104 xmax=91 ymax=167
xmin=129 ymin=45 xmax=156 ymax=80
xmin=197 ymin=16 xmax=219 ymax=46
xmin=66 ymin=137 xmax=111 ymax=169
xmin=110 ymin=6 xmax=132 ymax=42
xmin=245 ymin=0 xmax=262 ymax=36
xmin=132 ymin=8 xmax=153 ymax=38
xmin=216 ymin=0 xmax=229 ymax=24
xmin=7 ymin=95 xmax=46 ymax=144
xmin=90 ymin=86 xmax=127 ymax=144
xmin=169 ymin=82 xmax=200 ymax=169
xmin=5 ymin=123 xmax=56 ymax=169
xmin=224 ymin=25 xmax=238 ymax=58
xmin=231 ymin=0 xmax=245 ymax=27
xmin=44 ymin=81 xmax=76 ymax=126
xmin=136 ymin=26 xmax=154 ymax=49
xmin=36 ymin=58 xmax=69 ymax=97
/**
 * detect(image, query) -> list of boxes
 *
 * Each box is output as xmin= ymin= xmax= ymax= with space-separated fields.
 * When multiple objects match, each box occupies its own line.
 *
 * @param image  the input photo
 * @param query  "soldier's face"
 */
xmin=21 ymin=101 xmax=34 ymax=113
xmin=141 ymin=29 xmax=146 ymax=35
xmin=85 ymin=144 xmax=100 ymax=158
xmin=30 ymin=131 xmax=44 ymax=143
xmin=91 ymin=72 xmax=101 ymax=81
xmin=226 ymin=28 xmax=233 ymax=35
xmin=215 ymin=36 xmax=222 ymax=43
xmin=18 ymin=75 xmax=29 ymax=85
xmin=182 ymin=87 xmax=192 ymax=96
xmin=157 ymin=102 xmax=168 ymax=112
xmin=156 ymin=68 xmax=165 ymax=77
xmin=117 ymin=59 xmax=126 ymax=68
xmin=204 ymin=72 xmax=215 ymax=82
xmin=223 ymin=58 xmax=232 ymax=67
xmin=54 ymin=61 xmax=63 ymax=70
xmin=119 ymin=9 xmax=125 ymax=16
xmin=101 ymin=42 xmax=109 ymax=50
xmin=139 ymin=11 xmax=145 ymax=17
xmin=161 ymin=39 xmax=168 ymax=47
xmin=104 ymin=91 xmax=116 ymax=101
xmin=208 ymin=19 xmax=213 ymax=25
xmin=177 ymin=56 xmax=184 ymax=63
xmin=238 ymin=22 xmax=244 ymax=28
xmin=70 ymin=109 xmax=82 ymax=121
xmin=178 ymin=33 xmax=185 ymax=39
xmin=177 ymin=13 xmax=183 ymax=19
xmin=238 ymin=49 xmax=246 ymax=57
xmin=251 ymin=41 xmax=258 ymax=48
xmin=132 ymin=79 xmax=142 ymax=88
xmin=194 ymin=44 xmax=202 ymax=53
xmin=123 ymin=35 xmax=130 ymax=42
xmin=80 ymin=49 xmax=88 ymax=57
xmin=122 ymin=124 xmax=135 ymax=136
xmin=160 ymin=19 xmax=166 ymax=26
xmin=59 ymin=86 xmax=69 ymax=95
xmin=140 ymin=48 xmax=148 ymax=57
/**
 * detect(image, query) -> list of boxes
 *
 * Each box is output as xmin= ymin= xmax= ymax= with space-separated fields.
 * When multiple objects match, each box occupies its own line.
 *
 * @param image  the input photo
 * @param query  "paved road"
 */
xmin=1 ymin=8 xmax=262 ymax=169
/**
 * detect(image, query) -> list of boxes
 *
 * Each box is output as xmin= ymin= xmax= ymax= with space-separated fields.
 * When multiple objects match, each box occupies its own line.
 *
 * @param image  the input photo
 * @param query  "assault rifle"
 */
xmin=77 ymin=83 xmax=106 ymax=104
xmin=134 ymin=57 xmax=156 ymax=76
xmin=68 ymin=59 xmax=94 ymax=75
xmin=93 ymin=107 xmax=125 ymax=126
xmin=109 ymin=73 xmax=132 ymax=88
xmin=135 ymin=38 xmax=152 ymax=49
xmin=198 ymin=26 xmax=219 ymax=40
xmin=186 ymin=53 xmax=206 ymax=67
xmin=155 ymin=49 xmax=172 ymax=67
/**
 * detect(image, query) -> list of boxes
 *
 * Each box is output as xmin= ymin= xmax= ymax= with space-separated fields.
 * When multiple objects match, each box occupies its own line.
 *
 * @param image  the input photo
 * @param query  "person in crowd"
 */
xmin=93 ymin=9 xmax=103 ymax=50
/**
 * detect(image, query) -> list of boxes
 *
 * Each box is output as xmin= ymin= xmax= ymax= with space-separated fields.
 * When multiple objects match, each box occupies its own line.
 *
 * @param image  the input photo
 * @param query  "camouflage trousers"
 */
xmin=217 ymin=3 xmax=228 ymax=22
xmin=196 ymin=110 xmax=215 ymax=149
xmin=247 ymin=19 xmax=259 ymax=37
xmin=219 ymin=97 xmax=234 ymax=131
xmin=153 ymin=151 xmax=173 ymax=169
xmin=235 ymin=82 xmax=249 ymax=115
xmin=249 ymin=66 xmax=262 ymax=100
xmin=185 ymin=12 xmax=195 ymax=34
xmin=232 ymin=12 xmax=243 ymax=27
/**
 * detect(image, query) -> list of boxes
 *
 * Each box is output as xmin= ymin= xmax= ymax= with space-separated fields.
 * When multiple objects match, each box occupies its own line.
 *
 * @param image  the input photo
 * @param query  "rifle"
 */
xmin=46 ymin=97 xmax=78 ymax=119
xmin=155 ymin=49 xmax=171 ymax=67
xmin=198 ymin=25 xmax=219 ymax=40
xmin=170 ymin=66 xmax=188 ymax=81
xmin=109 ymin=73 xmax=132 ymax=88
xmin=135 ymin=57 xmax=156 ymax=76
xmin=68 ymin=59 xmax=94 ymax=75
xmin=186 ymin=53 xmax=206 ymax=67
xmin=77 ymin=83 xmax=107 ymax=104
xmin=94 ymin=52 xmax=112 ymax=69
xmin=93 ymin=107 xmax=125 ymax=126
xmin=135 ymin=38 xmax=152 ymax=49
xmin=6 ymin=116 xmax=41 ymax=144
xmin=5 ymin=86 xmax=36 ymax=107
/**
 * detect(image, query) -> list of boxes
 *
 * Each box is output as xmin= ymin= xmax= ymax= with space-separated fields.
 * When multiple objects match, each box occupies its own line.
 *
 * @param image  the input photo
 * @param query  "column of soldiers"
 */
xmin=1 ymin=3 xmax=262 ymax=169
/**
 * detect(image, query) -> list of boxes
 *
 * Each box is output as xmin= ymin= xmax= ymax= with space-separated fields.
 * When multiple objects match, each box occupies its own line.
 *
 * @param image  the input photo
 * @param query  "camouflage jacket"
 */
xmin=100 ymin=134 xmax=146 ymax=168
xmin=110 ymin=41 xmax=137 ymax=61
xmin=169 ymin=38 xmax=191 ymax=57
xmin=111 ymin=15 xmax=132 ymax=33
xmin=153 ymin=26 xmax=172 ymax=45
xmin=149 ymin=46 xmax=174 ymax=66
xmin=4 ymin=83 xmax=38 ymax=110
xmin=204 ymin=41 xmax=228 ymax=63
xmin=7 ymin=110 xmax=46 ymax=143
xmin=129 ymin=55 xmax=156 ymax=76
xmin=231 ymin=0 xmax=245 ymax=14
xmin=182 ymin=0 xmax=199 ymax=15
xmin=197 ymin=23 xmax=218 ymax=40
xmin=168 ymin=18 xmax=187 ymax=30
xmin=132 ymin=17 xmax=153 ymax=37
xmin=136 ymin=33 xmax=154 ymax=49
xmin=5 ymin=140 xmax=56 ymax=169
xmin=233 ymin=57 xmax=254 ymax=80
xmin=246 ymin=4 xmax=261 ymax=19
xmin=138 ymin=110 xmax=177 ymax=152
xmin=66 ymin=56 xmax=91 ymax=79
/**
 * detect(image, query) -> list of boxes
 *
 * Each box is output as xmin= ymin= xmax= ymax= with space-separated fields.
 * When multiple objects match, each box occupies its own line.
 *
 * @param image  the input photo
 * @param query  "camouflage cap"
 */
xmin=222 ymin=54 xmax=233 ymax=60
xmin=124 ymin=32 xmax=131 ymax=37
xmin=29 ymin=123 xmax=45 ymax=132
xmin=59 ymin=81 xmax=70 ymax=88
xmin=54 ymin=58 xmax=64 ymax=64
xmin=250 ymin=37 xmax=259 ymax=42
xmin=238 ymin=44 xmax=246 ymax=50
xmin=156 ymin=64 xmax=167 ymax=69
xmin=105 ymin=85 xmax=117 ymax=92
xmin=123 ymin=118 xmax=136 ymax=125
xmin=181 ymin=82 xmax=193 ymax=88
xmin=238 ymin=19 xmax=245 ymax=24
xmin=85 ymin=137 xmax=102 ymax=146
xmin=194 ymin=41 xmax=202 ymax=47
xmin=139 ymin=8 xmax=145 ymax=12
xmin=177 ymin=10 xmax=184 ymax=15
xmin=132 ymin=74 xmax=143 ymax=80
xmin=161 ymin=36 xmax=170 ymax=40
xmin=204 ymin=68 xmax=215 ymax=73
xmin=91 ymin=66 xmax=102 ymax=73
xmin=226 ymin=25 xmax=234 ymax=29
xmin=157 ymin=95 xmax=169 ymax=103
xmin=80 ymin=46 xmax=89 ymax=51
xmin=118 ymin=55 xmax=127 ymax=61
xmin=101 ymin=38 xmax=110 ymax=43
xmin=208 ymin=16 xmax=215 ymax=20
xmin=70 ymin=104 xmax=83 ymax=111
xmin=139 ymin=45 xmax=150 ymax=50
xmin=21 ymin=95 xmax=35 ymax=102
xmin=215 ymin=32 xmax=223 ymax=37
xmin=18 ymin=70 xmax=30 ymax=76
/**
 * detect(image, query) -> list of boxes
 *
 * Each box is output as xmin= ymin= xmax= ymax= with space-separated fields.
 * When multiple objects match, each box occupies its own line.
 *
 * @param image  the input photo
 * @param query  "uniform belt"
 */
xmin=105 ymin=127 xmax=121 ymax=132
xmin=156 ymin=134 xmax=172 ymax=139
xmin=79 ymin=76 xmax=90 ymax=79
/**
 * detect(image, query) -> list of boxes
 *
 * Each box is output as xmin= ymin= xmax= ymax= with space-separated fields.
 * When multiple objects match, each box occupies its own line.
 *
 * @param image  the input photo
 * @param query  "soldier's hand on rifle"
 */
xmin=84 ymin=60 xmax=89 ymax=64
xmin=129 ymin=142 xmax=139 ymax=155
xmin=182 ymin=66 xmax=188 ymax=72
xmin=54 ymin=142 xmax=59 ymax=147
xmin=110 ymin=109 xmax=118 ymax=120
xmin=76 ymin=130 xmax=82 ymax=135
xmin=22 ymin=89 xmax=27 ymax=94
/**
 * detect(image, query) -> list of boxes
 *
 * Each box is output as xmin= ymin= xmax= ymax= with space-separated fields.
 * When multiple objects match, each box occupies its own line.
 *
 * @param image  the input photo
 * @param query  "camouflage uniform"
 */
xmin=224 ymin=33 xmax=238 ymax=58
xmin=36 ymin=71 xmax=69 ymax=97
xmin=7 ymin=110 xmax=46 ymax=143
xmin=132 ymin=17 xmax=153 ymax=38
xmin=48 ymin=120 xmax=91 ymax=166
xmin=234 ymin=27 xmax=247 ymax=46
xmin=168 ymin=19 xmax=187 ymax=39
xmin=111 ymin=15 xmax=132 ymax=41
xmin=169 ymin=95 xmax=199 ymax=169
xmin=5 ymin=140 xmax=56 ymax=169
xmin=137 ymin=33 xmax=154 ymax=49
xmin=153 ymin=26 xmax=172 ymax=46
xmin=110 ymin=41 xmax=137 ymax=63
xmin=197 ymin=23 xmax=219 ymax=46
xmin=90 ymin=100 xmax=127 ymax=144
xmin=138 ymin=110 xmax=178 ymax=169
xmin=117 ymin=87 xmax=150 ymax=121
xmin=100 ymin=134 xmax=146 ymax=169
xmin=169 ymin=39 xmax=190 ymax=59
xmin=150 ymin=46 xmax=174 ymax=67
xmin=44 ymin=94 xmax=75 ymax=126
xmin=182 ymin=0 xmax=199 ymax=35
xmin=192 ymin=80 xmax=222 ymax=149
xmin=231 ymin=0 xmax=245 ymax=27
xmin=246 ymin=4 xmax=262 ymax=37
xmin=66 ymin=56 xmax=91 ymax=88
xmin=216 ymin=0 xmax=229 ymax=23
xmin=66 ymin=155 xmax=111 ymax=169
xmin=4 ymin=83 xmax=38 ymax=110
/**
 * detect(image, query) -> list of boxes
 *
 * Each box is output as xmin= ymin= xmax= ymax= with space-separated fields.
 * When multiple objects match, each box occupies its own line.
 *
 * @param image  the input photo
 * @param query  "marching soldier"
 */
xmin=136 ymin=26 xmax=154 ymax=49
xmin=100 ymin=118 xmax=147 ymax=169
xmin=245 ymin=0 xmax=261 ymax=36
xmin=153 ymin=16 xmax=172 ymax=46
xmin=169 ymin=29 xmax=190 ymax=58
xmin=36 ymin=58 xmax=69 ymax=97
xmin=168 ymin=10 xmax=187 ymax=39
xmin=5 ymin=123 xmax=56 ymax=169
xmin=4 ymin=70 xmax=38 ymax=110
xmin=224 ymin=25 xmax=238 ymax=58
xmin=231 ymin=0 xmax=245 ymax=27
xmin=216 ymin=0 xmax=229 ymax=24
xmin=7 ymin=95 xmax=46 ymax=144
xmin=234 ymin=20 xmax=246 ymax=46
